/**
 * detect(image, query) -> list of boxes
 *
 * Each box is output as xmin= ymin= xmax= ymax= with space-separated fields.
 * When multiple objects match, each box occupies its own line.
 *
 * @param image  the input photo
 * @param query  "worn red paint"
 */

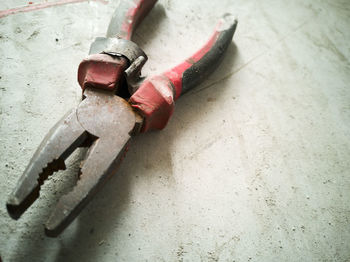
xmin=120 ymin=0 xmax=157 ymax=39
xmin=120 ymin=1 xmax=142 ymax=40
xmin=130 ymin=21 xmax=222 ymax=131
xmin=130 ymin=75 xmax=175 ymax=132
xmin=164 ymin=29 xmax=220 ymax=100
xmin=78 ymin=54 xmax=128 ymax=91
xmin=0 ymin=0 xmax=107 ymax=19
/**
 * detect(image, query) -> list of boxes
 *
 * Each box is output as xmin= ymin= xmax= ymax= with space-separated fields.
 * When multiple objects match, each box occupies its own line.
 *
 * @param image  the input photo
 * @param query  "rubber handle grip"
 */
xmin=106 ymin=0 xmax=157 ymax=40
xmin=164 ymin=13 xmax=238 ymax=100
xmin=129 ymin=14 xmax=238 ymax=132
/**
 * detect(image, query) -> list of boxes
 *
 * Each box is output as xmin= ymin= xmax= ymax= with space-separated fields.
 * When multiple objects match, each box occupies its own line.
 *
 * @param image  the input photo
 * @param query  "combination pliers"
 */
xmin=6 ymin=0 xmax=238 ymax=237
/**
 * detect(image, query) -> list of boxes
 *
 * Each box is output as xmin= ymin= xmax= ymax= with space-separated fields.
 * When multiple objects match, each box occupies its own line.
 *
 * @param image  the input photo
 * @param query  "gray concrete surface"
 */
xmin=1 ymin=0 xmax=350 ymax=261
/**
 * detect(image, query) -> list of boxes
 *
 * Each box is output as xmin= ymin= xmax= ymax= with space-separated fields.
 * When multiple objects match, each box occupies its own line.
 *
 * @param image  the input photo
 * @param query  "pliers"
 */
xmin=6 ymin=0 xmax=237 ymax=237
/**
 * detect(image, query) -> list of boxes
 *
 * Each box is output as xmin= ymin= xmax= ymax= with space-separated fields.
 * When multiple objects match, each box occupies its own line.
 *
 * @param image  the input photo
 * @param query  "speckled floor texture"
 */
xmin=0 ymin=0 xmax=349 ymax=261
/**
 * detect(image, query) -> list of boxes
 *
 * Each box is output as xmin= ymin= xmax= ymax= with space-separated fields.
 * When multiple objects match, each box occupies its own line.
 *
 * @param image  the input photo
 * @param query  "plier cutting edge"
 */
xmin=6 ymin=0 xmax=237 ymax=237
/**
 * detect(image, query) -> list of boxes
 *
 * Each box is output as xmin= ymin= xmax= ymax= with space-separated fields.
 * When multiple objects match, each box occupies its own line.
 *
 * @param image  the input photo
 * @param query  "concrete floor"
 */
xmin=1 ymin=0 xmax=350 ymax=261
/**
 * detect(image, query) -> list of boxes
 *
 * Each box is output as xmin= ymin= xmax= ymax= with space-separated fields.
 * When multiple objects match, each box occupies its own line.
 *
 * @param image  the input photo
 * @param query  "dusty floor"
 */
xmin=0 ymin=0 xmax=350 ymax=261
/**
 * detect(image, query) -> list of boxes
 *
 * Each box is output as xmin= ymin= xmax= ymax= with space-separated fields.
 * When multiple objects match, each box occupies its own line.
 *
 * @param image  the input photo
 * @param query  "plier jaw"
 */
xmin=45 ymin=88 xmax=143 ymax=236
xmin=7 ymin=87 xmax=143 ymax=237
xmin=7 ymin=0 xmax=237 ymax=237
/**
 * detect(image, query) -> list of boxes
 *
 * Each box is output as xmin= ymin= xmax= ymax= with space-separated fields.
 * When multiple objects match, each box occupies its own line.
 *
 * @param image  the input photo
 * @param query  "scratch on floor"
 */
xmin=0 ymin=0 xmax=108 ymax=19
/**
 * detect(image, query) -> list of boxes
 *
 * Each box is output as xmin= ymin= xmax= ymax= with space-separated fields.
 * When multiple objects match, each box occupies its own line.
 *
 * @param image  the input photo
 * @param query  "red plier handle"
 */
xmin=107 ymin=0 xmax=157 ymax=40
xmin=6 ymin=0 xmax=238 ymax=238
xmin=100 ymin=0 xmax=237 ymax=131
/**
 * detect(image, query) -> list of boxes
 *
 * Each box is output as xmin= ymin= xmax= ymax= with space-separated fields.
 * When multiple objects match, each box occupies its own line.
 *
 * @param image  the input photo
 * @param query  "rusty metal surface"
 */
xmin=89 ymin=37 xmax=147 ymax=64
xmin=7 ymin=88 xmax=142 ymax=236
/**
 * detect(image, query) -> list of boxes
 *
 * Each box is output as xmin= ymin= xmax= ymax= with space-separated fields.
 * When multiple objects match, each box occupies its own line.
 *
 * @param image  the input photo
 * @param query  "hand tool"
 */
xmin=6 ymin=0 xmax=238 ymax=237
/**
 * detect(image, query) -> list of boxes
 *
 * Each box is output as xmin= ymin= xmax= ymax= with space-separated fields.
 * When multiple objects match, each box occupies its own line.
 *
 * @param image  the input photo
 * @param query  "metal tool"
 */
xmin=6 ymin=0 xmax=238 ymax=237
